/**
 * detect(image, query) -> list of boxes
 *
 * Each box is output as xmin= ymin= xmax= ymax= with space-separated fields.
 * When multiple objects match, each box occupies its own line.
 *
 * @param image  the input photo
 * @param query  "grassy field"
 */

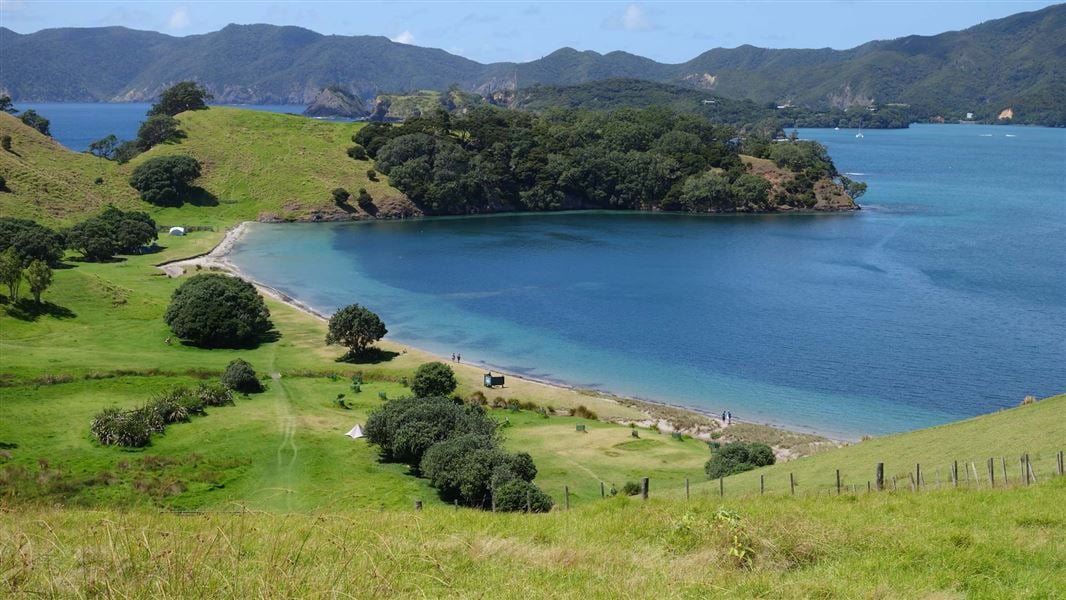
xmin=0 ymin=108 xmax=411 ymax=228
xmin=3 ymin=479 xmax=1064 ymax=598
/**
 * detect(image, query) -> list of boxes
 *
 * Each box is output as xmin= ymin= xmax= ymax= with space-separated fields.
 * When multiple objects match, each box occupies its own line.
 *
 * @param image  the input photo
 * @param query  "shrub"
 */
xmin=91 ymin=407 xmax=152 ymax=448
xmin=331 ymin=187 xmax=350 ymax=205
xmin=195 ymin=382 xmax=235 ymax=407
xmin=366 ymin=168 xmax=378 ymax=181
xmin=1 ymin=135 xmax=11 ymax=152
xmin=621 ymin=481 xmax=642 ymax=496
xmin=221 ymin=358 xmax=263 ymax=393
xmin=419 ymin=433 xmax=499 ymax=505
xmin=346 ymin=144 xmax=368 ymax=160
xmin=493 ymin=479 xmax=554 ymax=512
xmin=357 ymin=187 xmax=373 ymax=207
xmin=468 ymin=390 xmax=487 ymax=405
xmin=410 ymin=362 xmax=457 ymax=397
xmin=129 ymin=155 xmax=202 ymax=206
xmin=325 ymin=303 xmax=387 ymax=359
xmin=571 ymin=405 xmax=597 ymax=420
xmin=704 ymin=442 xmax=775 ymax=479
xmin=164 ymin=273 xmax=272 ymax=347
xmin=135 ymin=115 xmax=183 ymax=150
xmin=149 ymin=81 xmax=213 ymax=117
xmin=145 ymin=391 xmax=191 ymax=425
xmin=19 ymin=110 xmax=50 ymax=136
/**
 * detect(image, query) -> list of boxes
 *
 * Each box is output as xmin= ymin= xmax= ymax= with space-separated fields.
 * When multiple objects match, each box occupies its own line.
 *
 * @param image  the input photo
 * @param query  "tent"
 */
xmin=168 ymin=226 xmax=186 ymax=236
xmin=345 ymin=424 xmax=364 ymax=439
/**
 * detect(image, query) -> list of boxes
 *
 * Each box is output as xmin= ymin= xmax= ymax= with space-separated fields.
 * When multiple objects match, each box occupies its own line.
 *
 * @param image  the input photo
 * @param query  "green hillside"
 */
xmin=0 ymin=108 xmax=413 ymax=227
xmin=3 ymin=4 xmax=1064 ymax=124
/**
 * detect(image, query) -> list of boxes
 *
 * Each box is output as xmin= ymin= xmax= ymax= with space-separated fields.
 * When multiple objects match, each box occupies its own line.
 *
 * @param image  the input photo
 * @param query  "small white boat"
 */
xmin=834 ymin=127 xmax=840 ymax=131
xmin=855 ymin=132 xmax=864 ymax=139
xmin=1005 ymin=134 xmax=1016 ymax=137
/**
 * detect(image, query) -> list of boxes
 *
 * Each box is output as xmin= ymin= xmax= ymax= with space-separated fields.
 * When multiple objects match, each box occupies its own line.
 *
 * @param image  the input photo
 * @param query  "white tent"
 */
xmin=345 ymin=424 xmax=364 ymax=439
xmin=168 ymin=226 xmax=186 ymax=236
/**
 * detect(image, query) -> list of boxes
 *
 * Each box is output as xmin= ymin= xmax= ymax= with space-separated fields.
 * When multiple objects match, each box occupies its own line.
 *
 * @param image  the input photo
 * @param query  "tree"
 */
xmin=364 ymin=396 xmax=497 ymax=467
xmin=325 ymin=303 xmax=387 ymax=358
xmin=221 ymin=358 xmax=264 ymax=393
xmin=88 ymin=134 xmax=119 ymax=159
xmin=356 ymin=188 xmax=373 ymax=207
xmin=493 ymin=479 xmax=554 ymax=512
xmin=66 ymin=218 xmax=120 ymax=261
xmin=18 ymin=110 xmax=50 ymax=136
xmin=411 ymin=362 xmax=457 ymax=397
xmin=679 ymin=171 xmax=733 ymax=212
xmin=113 ymin=140 xmax=141 ymax=164
xmin=149 ymin=81 xmax=213 ymax=117
xmin=164 ymin=273 xmax=273 ymax=347
xmin=1 ymin=135 xmax=11 ymax=152
xmin=704 ymin=441 xmax=775 ymax=479
xmin=0 ymin=218 xmax=65 ymax=264
xmin=730 ymin=173 xmax=772 ymax=211
xmin=0 ymin=95 xmax=15 ymax=114
xmin=840 ymin=176 xmax=867 ymax=200
xmin=136 ymin=114 xmax=183 ymax=150
xmin=65 ymin=207 xmax=157 ymax=261
xmin=346 ymin=144 xmax=368 ymax=160
xmin=24 ymin=259 xmax=52 ymax=304
xmin=331 ymin=187 xmax=350 ymax=205
xmin=129 ymin=155 xmax=202 ymax=206
xmin=366 ymin=168 xmax=378 ymax=181
xmin=0 ymin=247 xmax=23 ymax=301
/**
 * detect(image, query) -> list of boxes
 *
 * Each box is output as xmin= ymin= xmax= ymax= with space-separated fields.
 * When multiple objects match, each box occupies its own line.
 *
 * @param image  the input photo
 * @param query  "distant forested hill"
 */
xmin=1 ymin=4 xmax=1063 ymax=125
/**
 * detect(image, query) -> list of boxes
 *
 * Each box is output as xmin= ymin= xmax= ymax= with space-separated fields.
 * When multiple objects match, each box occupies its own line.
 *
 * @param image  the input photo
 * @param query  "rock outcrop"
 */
xmin=303 ymin=87 xmax=368 ymax=118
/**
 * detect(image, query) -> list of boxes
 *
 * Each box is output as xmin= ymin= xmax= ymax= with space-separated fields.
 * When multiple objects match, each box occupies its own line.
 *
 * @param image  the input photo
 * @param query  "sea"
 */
xmin=26 ymin=104 xmax=1066 ymax=439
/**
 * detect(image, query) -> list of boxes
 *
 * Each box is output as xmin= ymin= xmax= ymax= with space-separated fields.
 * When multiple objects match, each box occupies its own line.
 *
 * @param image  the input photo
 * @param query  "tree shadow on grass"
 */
xmin=4 ymin=299 xmax=77 ymax=321
xmin=184 ymin=186 xmax=218 ymax=207
xmin=335 ymin=347 xmax=399 ymax=364
xmin=176 ymin=329 xmax=282 ymax=350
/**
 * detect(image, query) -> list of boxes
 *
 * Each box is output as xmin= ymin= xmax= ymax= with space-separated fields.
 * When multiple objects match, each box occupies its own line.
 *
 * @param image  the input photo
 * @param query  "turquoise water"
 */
xmin=224 ymin=124 xmax=1063 ymax=439
xmin=18 ymin=103 xmax=305 ymax=151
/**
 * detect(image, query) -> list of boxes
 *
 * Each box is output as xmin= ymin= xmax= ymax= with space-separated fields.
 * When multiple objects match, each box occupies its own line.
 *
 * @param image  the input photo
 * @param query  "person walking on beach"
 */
xmin=457 ymin=353 xmax=462 ymax=363
xmin=451 ymin=353 xmax=456 ymax=362
xmin=721 ymin=411 xmax=727 ymax=424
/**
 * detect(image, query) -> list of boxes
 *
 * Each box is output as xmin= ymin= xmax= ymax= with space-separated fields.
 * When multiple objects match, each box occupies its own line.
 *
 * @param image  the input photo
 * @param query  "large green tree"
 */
xmin=24 ymin=259 xmax=53 ymax=304
xmin=128 ymin=155 xmax=202 ymax=206
xmin=325 ymin=303 xmax=387 ymax=359
xmin=88 ymin=134 xmax=119 ymax=159
xmin=410 ymin=362 xmax=457 ymax=398
xmin=149 ymin=81 xmax=213 ymax=117
xmin=0 ymin=218 xmax=65 ymax=264
xmin=18 ymin=110 xmax=50 ymax=136
xmin=136 ymin=115 xmax=183 ymax=150
xmin=0 ymin=247 xmax=24 ymax=301
xmin=164 ymin=273 xmax=272 ymax=348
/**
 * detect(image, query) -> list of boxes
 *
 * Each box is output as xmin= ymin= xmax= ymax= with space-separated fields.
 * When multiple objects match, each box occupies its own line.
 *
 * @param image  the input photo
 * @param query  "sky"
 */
xmin=0 ymin=0 xmax=1059 ymax=64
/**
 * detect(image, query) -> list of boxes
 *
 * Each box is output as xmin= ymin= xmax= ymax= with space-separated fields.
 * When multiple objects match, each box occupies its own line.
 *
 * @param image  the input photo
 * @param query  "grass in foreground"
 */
xmin=2 ymin=478 xmax=1064 ymax=598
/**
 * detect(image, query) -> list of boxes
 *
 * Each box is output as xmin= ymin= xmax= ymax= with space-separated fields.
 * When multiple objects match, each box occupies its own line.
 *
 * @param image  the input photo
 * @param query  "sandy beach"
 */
xmin=156 ymin=222 xmax=840 ymax=453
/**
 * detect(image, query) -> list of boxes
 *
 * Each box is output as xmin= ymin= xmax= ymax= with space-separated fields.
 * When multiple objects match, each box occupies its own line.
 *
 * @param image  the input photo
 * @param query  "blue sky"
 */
xmin=1 ymin=1 xmax=1059 ymax=63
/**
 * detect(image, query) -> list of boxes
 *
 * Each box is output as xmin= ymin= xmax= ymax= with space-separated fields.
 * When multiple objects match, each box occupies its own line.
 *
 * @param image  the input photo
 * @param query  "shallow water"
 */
xmin=227 ymin=124 xmax=1062 ymax=438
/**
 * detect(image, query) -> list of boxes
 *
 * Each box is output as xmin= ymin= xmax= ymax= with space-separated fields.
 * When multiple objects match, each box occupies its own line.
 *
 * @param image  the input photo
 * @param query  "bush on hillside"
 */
xmin=356 ymin=188 xmax=373 ymax=207
xmin=0 ymin=217 xmax=65 ymax=265
xmin=164 ymin=273 xmax=272 ymax=348
xmin=364 ymin=396 xmax=496 ymax=467
xmin=493 ymin=479 xmax=554 ymax=512
xmin=331 ymin=187 xmax=350 ymax=205
xmin=1 ymin=135 xmax=11 ymax=152
xmin=410 ymin=361 xmax=457 ymax=398
xmin=19 ymin=110 xmax=50 ymax=136
xmin=366 ymin=168 xmax=378 ymax=181
xmin=621 ymin=481 xmax=642 ymax=496
xmin=704 ymin=441 xmax=775 ymax=479
xmin=325 ymin=303 xmax=387 ymax=359
xmin=419 ymin=433 xmax=500 ymax=505
xmin=129 ymin=155 xmax=202 ymax=206
xmin=136 ymin=115 xmax=184 ymax=150
xmin=195 ymin=382 xmax=235 ymax=407
xmin=91 ymin=407 xmax=153 ymax=448
xmin=221 ymin=358 xmax=264 ymax=393
xmin=346 ymin=144 xmax=368 ymax=160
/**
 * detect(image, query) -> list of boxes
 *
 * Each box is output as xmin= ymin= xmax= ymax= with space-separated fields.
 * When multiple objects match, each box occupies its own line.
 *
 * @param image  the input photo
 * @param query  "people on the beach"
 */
xmin=721 ymin=410 xmax=733 ymax=425
xmin=451 ymin=353 xmax=456 ymax=362
xmin=457 ymin=353 xmax=461 ymax=363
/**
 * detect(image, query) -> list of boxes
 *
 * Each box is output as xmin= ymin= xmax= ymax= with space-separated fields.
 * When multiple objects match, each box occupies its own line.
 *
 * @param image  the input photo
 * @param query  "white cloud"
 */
xmin=391 ymin=30 xmax=415 ymax=44
xmin=621 ymin=3 xmax=654 ymax=31
xmin=167 ymin=7 xmax=190 ymax=30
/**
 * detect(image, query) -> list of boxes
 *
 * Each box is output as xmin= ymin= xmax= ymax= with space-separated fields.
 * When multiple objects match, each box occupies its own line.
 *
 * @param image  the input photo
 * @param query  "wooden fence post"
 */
xmin=867 ymin=481 xmax=871 ymax=493
xmin=760 ymin=474 xmax=765 ymax=495
xmin=686 ymin=477 xmax=690 ymax=500
xmin=988 ymin=458 xmax=995 ymax=488
xmin=1058 ymin=450 xmax=1064 ymax=477
xmin=1021 ymin=455 xmax=1028 ymax=485
xmin=1026 ymin=456 xmax=1037 ymax=484
xmin=565 ymin=485 xmax=571 ymax=510
xmin=719 ymin=477 xmax=724 ymax=497
xmin=892 ymin=475 xmax=897 ymax=491
xmin=915 ymin=464 xmax=921 ymax=490
xmin=789 ymin=472 xmax=795 ymax=495
xmin=414 ymin=499 xmax=423 ymax=511
xmin=836 ymin=469 xmax=841 ymax=495
xmin=1001 ymin=457 xmax=1008 ymax=487
xmin=454 ymin=499 xmax=459 ymax=511
xmin=876 ymin=463 xmax=884 ymax=491
xmin=951 ymin=461 xmax=958 ymax=487
xmin=641 ymin=477 xmax=649 ymax=501
xmin=600 ymin=481 xmax=605 ymax=499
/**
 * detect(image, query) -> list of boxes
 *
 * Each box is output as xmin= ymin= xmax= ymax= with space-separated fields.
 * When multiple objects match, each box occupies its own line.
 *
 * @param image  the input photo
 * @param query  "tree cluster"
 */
xmin=221 ymin=358 xmax=264 ymax=394
xmin=355 ymin=106 xmax=790 ymax=215
xmin=410 ymin=361 xmax=457 ymax=398
xmin=164 ymin=273 xmax=273 ymax=348
xmin=365 ymin=396 xmax=553 ymax=511
xmin=88 ymin=81 xmax=211 ymax=163
xmin=704 ymin=441 xmax=776 ymax=479
xmin=128 ymin=155 xmax=202 ymax=206
xmin=65 ymin=206 xmax=157 ymax=261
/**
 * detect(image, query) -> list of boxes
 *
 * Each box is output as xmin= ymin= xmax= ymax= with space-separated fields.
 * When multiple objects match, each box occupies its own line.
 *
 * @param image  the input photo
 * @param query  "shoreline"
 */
xmin=158 ymin=222 xmax=846 ymax=447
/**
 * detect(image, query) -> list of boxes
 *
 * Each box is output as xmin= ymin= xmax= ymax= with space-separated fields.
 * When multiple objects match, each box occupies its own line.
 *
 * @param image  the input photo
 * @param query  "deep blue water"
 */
xmin=228 ymin=124 xmax=1065 ymax=439
xmin=18 ymin=103 xmax=305 ymax=151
